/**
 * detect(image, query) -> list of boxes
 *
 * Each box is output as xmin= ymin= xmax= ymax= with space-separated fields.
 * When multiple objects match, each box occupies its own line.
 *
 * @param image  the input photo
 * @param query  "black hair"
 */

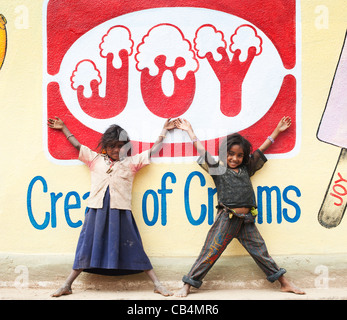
xmin=219 ymin=133 xmax=252 ymax=166
xmin=97 ymin=124 xmax=130 ymax=152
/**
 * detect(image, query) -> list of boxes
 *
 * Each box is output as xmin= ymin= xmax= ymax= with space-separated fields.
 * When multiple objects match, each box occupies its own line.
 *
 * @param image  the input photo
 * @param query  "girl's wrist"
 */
xmin=187 ymin=127 xmax=194 ymax=135
xmin=61 ymin=126 xmax=69 ymax=134
xmin=159 ymin=129 xmax=167 ymax=139
xmin=267 ymin=136 xmax=275 ymax=144
xmin=189 ymin=131 xmax=198 ymax=142
xmin=267 ymin=129 xmax=280 ymax=144
xmin=66 ymin=133 xmax=74 ymax=140
xmin=272 ymin=128 xmax=281 ymax=138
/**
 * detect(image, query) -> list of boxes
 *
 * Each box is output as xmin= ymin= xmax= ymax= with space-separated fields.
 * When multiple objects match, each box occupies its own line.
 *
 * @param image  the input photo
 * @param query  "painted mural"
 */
xmin=317 ymin=31 xmax=347 ymax=228
xmin=0 ymin=0 xmax=347 ymax=262
xmin=0 ymin=14 xmax=6 ymax=70
xmin=44 ymin=0 xmax=299 ymax=164
xmin=37 ymin=0 xmax=301 ymax=232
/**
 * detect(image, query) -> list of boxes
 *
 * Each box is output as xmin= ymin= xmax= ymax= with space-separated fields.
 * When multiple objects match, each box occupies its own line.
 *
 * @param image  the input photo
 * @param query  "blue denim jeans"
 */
xmin=183 ymin=209 xmax=286 ymax=288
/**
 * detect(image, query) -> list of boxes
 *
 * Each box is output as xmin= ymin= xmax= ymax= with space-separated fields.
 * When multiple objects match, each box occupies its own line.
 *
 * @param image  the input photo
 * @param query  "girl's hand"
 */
xmin=48 ymin=117 xmax=65 ymax=130
xmin=175 ymin=118 xmax=192 ymax=131
xmin=259 ymin=116 xmax=291 ymax=153
xmin=163 ymin=118 xmax=175 ymax=131
xmin=151 ymin=118 xmax=175 ymax=156
xmin=276 ymin=116 xmax=291 ymax=133
xmin=47 ymin=116 xmax=81 ymax=150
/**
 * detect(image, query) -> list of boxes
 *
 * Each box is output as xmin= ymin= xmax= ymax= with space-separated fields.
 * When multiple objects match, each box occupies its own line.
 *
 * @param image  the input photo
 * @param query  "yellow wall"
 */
xmin=0 ymin=0 xmax=347 ymax=257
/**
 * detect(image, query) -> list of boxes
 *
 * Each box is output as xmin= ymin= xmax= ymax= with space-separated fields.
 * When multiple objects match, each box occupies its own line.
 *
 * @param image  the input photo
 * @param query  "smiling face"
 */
xmin=227 ymin=144 xmax=245 ymax=169
xmin=106 ymin=141 xmax=126 ymax=161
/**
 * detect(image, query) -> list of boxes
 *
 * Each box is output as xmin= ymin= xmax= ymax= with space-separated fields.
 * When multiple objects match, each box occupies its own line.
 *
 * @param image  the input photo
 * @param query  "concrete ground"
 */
xmin=1 ymin=253 xmax=347 ymax=300
xmin=1 ymin=287 xmax=347 ymax=300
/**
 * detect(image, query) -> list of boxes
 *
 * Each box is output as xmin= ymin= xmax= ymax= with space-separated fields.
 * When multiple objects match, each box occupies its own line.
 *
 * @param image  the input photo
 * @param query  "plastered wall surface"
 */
xmin=0 ymin=0 xmax=346 ymax=258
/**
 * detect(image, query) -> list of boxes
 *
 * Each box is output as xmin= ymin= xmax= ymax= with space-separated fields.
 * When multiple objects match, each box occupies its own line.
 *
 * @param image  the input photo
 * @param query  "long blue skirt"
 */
xmin=73 ymin=188 xmax=153 ymax=275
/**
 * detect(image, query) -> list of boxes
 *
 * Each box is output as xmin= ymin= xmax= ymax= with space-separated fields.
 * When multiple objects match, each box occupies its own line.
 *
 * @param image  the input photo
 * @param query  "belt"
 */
xmin=217 ymin=203 xmax=258 ymax=222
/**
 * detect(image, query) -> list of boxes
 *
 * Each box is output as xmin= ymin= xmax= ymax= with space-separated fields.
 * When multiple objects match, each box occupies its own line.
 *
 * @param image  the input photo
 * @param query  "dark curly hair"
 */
xmin=97 ymin=124 xmax=131 ymax=153
xmin=219 ymin=133 xmax=252 ymax=166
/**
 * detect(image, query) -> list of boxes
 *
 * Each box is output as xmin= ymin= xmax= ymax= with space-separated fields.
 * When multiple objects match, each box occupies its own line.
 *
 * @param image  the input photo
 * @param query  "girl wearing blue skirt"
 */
xmin=48 ymin=117 xmax=174 ymax=297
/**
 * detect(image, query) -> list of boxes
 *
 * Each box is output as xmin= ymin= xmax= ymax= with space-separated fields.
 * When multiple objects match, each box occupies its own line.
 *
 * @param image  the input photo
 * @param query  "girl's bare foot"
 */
xmin=145 ymin=269 xmax=173 ymax=296
xmin=154 ymin=283 xmax=173 ymax=296
xmin=175 ymin=283 xmax=191 ymax=297
xmin=278 ymin=276 xmax=305 ymax=294
xmin=51 ymin=284 xmax=72 ymax=297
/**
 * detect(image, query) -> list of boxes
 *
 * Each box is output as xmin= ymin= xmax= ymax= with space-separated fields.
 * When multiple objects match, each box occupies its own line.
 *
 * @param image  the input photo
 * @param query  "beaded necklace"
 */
xmin=104 ymin=154 xmax=118 ymax=174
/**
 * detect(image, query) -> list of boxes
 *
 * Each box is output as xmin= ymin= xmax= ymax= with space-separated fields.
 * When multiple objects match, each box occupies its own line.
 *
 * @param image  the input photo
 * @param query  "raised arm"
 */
xmin=47 ymin=117 xmax=81 ymax=151
xmin=175 ymin=118 xmax=206 ymax=156
xmin=150 ymin=118 xmax=176 ymax=156
xmin=258 ymin=116 xmax=292 ymax=153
